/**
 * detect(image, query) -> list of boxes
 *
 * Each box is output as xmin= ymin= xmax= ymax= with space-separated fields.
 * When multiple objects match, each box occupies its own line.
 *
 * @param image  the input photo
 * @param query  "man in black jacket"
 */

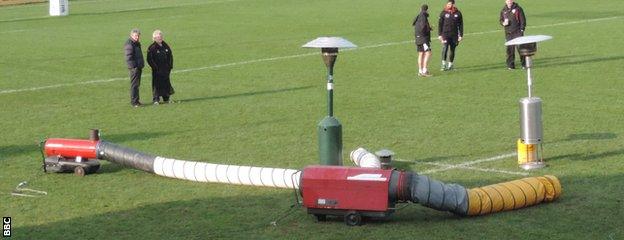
xmin=413 ymin=4 xmax=433 ymax=77
xmin=124 ymin=28 xmax=145 ymax=107
xmin=438 ymin=0 xmax=463 ymax=71
xmin=500 ymin=0 xmax=526 ymax=69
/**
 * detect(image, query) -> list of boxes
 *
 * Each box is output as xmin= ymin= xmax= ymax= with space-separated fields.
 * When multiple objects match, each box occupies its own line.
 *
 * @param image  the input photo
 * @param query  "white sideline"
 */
xmin=1 ymin=15 xmax=621 ymax=95
xmin=460 ymin=166 xmax=529 ymax=176
xmin=0 ymin=29 xmax=28 ymax=33
xmin=0 ymin=0 xmax=243 ymax=21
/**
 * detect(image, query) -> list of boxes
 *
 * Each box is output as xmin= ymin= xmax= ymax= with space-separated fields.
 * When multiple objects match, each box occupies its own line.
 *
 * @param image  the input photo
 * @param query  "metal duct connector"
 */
xmin=409 ymin=173 xmax=470 ymax=214
xmin=349 ymin=148 xmax=381 ymax=168
xmin=392 ymin=172 xmax=470 ymax=214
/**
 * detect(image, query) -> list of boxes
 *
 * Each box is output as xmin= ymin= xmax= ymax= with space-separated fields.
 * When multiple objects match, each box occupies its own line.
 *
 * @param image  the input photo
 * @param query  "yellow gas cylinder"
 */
xmin=517 ymin=138 xmax=537 ymax=164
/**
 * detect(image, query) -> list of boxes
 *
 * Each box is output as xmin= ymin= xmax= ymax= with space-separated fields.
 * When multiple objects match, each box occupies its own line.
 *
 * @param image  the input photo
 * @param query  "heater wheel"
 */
xmin=344 ymin=211 xmax=362 ymax=226
xmin=74 ymin=166 xmax=85 ymax=177
xmin=314 ymin=214 xmax=326 ymax=222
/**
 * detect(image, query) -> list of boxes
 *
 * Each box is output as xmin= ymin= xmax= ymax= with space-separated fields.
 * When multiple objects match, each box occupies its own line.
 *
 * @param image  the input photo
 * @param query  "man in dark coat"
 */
xmin=438 ymin=0 xmax=463 ymax=71
xmin=124 ymin=29 xmax=144 ymax=107
xmin=146 ymin=30 xmax=174 ymax=104
xmin=413 ymin=4 xmax=433 ymax=77
xmin=500 ymin=0 xmax=527 ymax=69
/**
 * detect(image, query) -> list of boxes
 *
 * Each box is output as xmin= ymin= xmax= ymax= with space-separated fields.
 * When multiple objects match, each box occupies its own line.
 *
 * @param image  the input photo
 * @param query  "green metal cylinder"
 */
xmin=318 ymin=116 xmax=342 ymax=165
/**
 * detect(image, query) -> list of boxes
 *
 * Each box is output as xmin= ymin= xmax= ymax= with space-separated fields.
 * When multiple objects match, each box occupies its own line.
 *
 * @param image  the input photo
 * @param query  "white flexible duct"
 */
xmin=350 ymin=147 xmax=381 ymax=168
xmin=153 ymin=157 xmax=301 ymax=189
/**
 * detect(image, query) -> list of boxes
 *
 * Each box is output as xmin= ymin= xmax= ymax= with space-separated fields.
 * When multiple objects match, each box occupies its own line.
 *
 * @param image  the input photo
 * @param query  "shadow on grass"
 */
xmin=178 ymin=85 xmax=314 ymax=103
xmin=546 ymin=132 xmax=620 ymax=162
xmin=0 ymin=143 xmax=43 ymax=162
xmin=562 ymin=132 xmax=617 ymax=142
xmin=14 ymin=155 xmax=622 ymax=239
xmin=548 ymin=148 xmax=624 ymax=162
xmin=537 ymin=55 xmax=624 ymax=68
xmin=549 ymin=132 xmax=618 ymax=145
xmin=530 ymin=11 xmax=622 ymax=20
xmin=459 ymin=54 xmax=582 ymax=72
xmin=11 ymin=189 xmax=465 ymax=239
xmin=14 ymin=192 xmax=305 ymax=239
xmin=13 ymin=173 xmax=590 ymax=239
xmin=456 ymin=55 xmax=624 ymax=74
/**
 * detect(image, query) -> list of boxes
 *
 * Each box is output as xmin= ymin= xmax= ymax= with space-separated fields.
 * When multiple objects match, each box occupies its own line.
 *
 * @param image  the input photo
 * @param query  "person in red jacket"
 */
xmin=438 ymin=0 xmax=463 ymax=71
xmin=500 ymin=0 xmax=527 ymax=69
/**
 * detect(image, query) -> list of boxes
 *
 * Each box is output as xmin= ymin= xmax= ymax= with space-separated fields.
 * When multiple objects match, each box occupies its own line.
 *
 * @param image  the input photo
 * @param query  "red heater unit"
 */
xmin=41 ymin=130 xmax=102 ymax=176
xmin=300 ymin=166 xmax=404 ymax=226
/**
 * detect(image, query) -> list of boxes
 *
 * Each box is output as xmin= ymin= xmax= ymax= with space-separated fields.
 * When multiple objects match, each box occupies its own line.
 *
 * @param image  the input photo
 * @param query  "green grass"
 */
xmin=1 ymin=0 xmax=623 ymax=239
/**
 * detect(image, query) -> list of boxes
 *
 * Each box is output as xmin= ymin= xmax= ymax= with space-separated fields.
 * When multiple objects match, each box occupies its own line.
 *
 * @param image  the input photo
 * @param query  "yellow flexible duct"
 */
xmin=467 ymin=175 xmax=562 ymax=216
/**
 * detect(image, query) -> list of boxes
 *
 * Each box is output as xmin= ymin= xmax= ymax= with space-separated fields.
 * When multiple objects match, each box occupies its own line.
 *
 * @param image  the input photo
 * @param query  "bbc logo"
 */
xmin=2 ymin=217 xmax=10 ymax=238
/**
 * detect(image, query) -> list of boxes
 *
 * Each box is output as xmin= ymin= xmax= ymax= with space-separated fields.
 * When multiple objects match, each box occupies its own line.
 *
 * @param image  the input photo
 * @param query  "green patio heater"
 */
xmin=302 ymin=37 xmax=357 ymax=165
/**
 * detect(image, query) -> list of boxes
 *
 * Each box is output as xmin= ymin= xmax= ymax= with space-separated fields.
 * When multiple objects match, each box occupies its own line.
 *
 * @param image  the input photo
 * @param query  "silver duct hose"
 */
xmin=352 ymin=148 xmax=469 ymax=215
xmin=408 ymin=173 xmax=469 ymax=215
xmin=96 ymin=141 xmax=156 ymax=173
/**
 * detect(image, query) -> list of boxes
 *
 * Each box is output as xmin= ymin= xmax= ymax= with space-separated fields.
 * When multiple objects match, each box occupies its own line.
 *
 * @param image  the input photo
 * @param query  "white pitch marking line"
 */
xmin=455 ymin=152 xmax=517 ymax=166
xmin=0 ymin=77 xmax=126 ymax=94
xmin=1 ymin=15 xmax=621 ymax=95
xmin=461 ymin=166 xmax=529 ymax=176
xmin=396 ymin=151 xmax=524 ymax=176
xmin=173 ymin=52 xmax=319 ymax=74
xmin=529 ymin=16 xmax=623 ymax=29
xmin=0 ymin=29 xmax=28 ymax=34
xmin=0 ymin=0 xmax=245 ymax=22
xmin=409 ymin=159 xmax=528 ymax=176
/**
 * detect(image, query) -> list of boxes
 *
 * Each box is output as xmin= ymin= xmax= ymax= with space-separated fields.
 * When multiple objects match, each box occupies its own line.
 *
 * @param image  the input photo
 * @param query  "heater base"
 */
xmin=43 ymin=156 xmax=100 ymax=176
xmin=307 ymin=208 xmax=394 ymax=226
xmin=520 ymin=161 xmax=546 ymax=170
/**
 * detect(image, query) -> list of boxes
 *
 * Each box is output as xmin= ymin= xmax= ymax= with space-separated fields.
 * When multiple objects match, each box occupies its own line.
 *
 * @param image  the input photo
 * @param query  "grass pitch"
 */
xmin=1 ymin=0 xmax=623 ymax=239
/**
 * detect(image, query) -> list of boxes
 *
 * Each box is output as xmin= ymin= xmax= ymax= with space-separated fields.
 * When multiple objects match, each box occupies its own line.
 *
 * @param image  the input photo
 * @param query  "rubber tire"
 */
xmin=314 ymin=214 xmax=327 ymax=222
xmin=344 ymin=212 xmax=362 ymax=226
xmin=74 ymin=166 xmax=85 ymax=177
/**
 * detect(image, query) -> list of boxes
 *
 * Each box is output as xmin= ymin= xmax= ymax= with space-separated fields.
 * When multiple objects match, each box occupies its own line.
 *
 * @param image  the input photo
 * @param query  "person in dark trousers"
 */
xmin=413 ymin=4 xmax=433 ymax=77
xmin=500 ymin=0 xmax=526 ymax=69
xmin=438 ymin=0 xmax=463 ymax=71
xmin=147 ymin=30 xmax=174 ymax=105
xmin=124 ymin=28 xmax=144 ymax=107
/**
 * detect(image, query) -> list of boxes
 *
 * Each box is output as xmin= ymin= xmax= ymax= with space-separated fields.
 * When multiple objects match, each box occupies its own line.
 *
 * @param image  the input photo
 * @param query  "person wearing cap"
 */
xmin=147 ymin=30 xmax=175 ymax=105
xmin=124 ymin=28 xmax=145 ymax=107
xmin=500 ymin=0 xmax=526 ymax=69
xmin=437 ymin=0 xmax=463 ymax=71
xmin=412 ymin=4 xmax=433 ymax=77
